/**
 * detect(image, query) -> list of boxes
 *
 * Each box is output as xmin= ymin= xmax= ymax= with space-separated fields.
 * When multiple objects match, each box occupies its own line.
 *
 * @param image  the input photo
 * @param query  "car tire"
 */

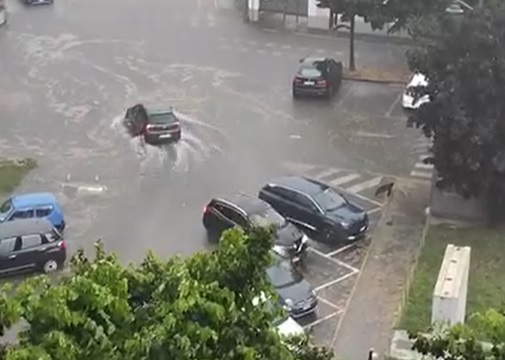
xmin=326 ymin=86 xmax=334 ymax=99
xmin=292 ymin=89 xmax=299 ymax=99
xmin=42 ymin=259 xmax=58 ymax=274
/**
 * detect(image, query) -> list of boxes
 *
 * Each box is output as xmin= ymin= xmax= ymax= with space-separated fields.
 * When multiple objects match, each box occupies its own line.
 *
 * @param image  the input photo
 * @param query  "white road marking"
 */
xmin=414 ymin=162 xmax=433 ymax=170
xmin=265 ymin=42 xmax=275 ymax=47
xmin=329 ymin=173 xmax=360 ymax=187
xmin=309 ymin=247 xmax=360 ymax=273
xmin=344 ymin=176 xmax=383 ymax=194
xmin=367 ymin=207 xmax=382 ymax=216
xmin=385 ymin=92 xmax=402 ymax=118
xmin=316 ymin=49 xmax=325 ymax=53
xmin=316 ymin=296 xmax=341 ymax=310
xmin=325 ymin=243 xmax=356 ymax=257
xmin=310 ymin=168 xmax=342 ymax=179
xmin=281 ymin=44 xmax=292 ymax=50
xmin=303 ymin=310 xmax=342 ymax=329
xmin=207 ymin=13 xmax=216 ymax=27
xmin=313 ymin=271 xmax=359 ymax=292
xmin=273 ymin=51 xmax=282 ymax=56
xmin=410 ymin=170 xmax=432 ymax=179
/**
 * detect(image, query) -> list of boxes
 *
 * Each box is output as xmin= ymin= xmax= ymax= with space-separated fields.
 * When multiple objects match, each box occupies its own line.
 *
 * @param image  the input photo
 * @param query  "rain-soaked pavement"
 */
xmin=0 ymin=0 xmax=423 ymax=345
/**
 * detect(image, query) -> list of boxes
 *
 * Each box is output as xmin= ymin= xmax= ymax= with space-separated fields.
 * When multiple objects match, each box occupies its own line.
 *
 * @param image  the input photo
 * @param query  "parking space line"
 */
xmin=367 ymin=207 xmax=382 ymax=216
xmin=303 ymin=310 xmax=343 ymax=330
xmin=310 ymin=248 xmax=360 ymax=273
xmin=325 ymin=243 xmax=356 ymax=257
xmin=316 ymin=296 xmax=341 ymax=310
xmin=313 ymin=271 xmax=358 ymax=292
xmin=385 ymin=92 xmax=402 ymax=118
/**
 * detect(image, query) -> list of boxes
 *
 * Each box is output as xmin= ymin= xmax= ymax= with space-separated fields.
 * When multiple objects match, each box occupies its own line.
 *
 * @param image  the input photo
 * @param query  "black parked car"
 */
xmin=259 ymin=176 xmax=369 ymax=243
xmin=123 ymin=103 xmax=181 ymax=145
xmin=202 ymin=193 xmax=308 ymax=257
xmin=292 ymin=57 xmax=343 ymax=99
xmin=268 ymin=251 xmax=317 ymax=319
xmin=0 ymin=219 xmax=66 ymax=276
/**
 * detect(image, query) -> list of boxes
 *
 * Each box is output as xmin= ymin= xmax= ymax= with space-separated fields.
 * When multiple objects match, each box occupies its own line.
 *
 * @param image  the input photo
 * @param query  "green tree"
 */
xmin=406 ymin=4 xmax=505 ymax=221
xmin=410 ymin=309 xmax=505 ymax=360
xmin=0 ymin=227 xmax=333 ymax=360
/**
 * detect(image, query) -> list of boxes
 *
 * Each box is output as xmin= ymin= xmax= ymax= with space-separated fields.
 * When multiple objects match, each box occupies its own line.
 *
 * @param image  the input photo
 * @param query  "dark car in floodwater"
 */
xmin=123 ymin=104 xmax=181 ymax=145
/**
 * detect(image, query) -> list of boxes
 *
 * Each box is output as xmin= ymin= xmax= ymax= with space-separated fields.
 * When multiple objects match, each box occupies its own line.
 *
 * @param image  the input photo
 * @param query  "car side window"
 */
xmin=272 ymin=187 xmax=296 ymax=202
xmin=293 ymin=193 xmax=318 ymax=212
xmin=21 ymin=234 xmax=43 ymax=250
xmin=10 ymin=209 xmax=34 ymax=220
xmin=217 ymin=205 xmax=247 ymax=227
xmin=0 ymin=237 xmax=17 ymax=255
xmin=36 ymin=207 xmax=53 ymax=218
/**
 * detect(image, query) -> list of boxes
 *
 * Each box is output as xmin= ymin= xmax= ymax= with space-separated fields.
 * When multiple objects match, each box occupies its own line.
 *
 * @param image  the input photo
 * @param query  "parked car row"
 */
xmin=202 ymin=175 xmax=369 ymax=320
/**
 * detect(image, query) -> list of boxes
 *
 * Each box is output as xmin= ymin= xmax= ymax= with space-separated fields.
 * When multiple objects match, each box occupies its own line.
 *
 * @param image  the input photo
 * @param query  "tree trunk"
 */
xmin=243 ymin=0 xmax=249 ymax=22
xmin=349 ymin=14 xmax=356 ymax=71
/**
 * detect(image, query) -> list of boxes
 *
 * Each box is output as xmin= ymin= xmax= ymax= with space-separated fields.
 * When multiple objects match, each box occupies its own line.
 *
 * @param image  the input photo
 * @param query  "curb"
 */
xmin=343 ymin=76 xmax=408 ymax=85
xmin=391 ymin=209 xmax=431 ymax=329
xmin=329 ymin=180 xmax=398 ymax=351
xmin=304 ymin=28 xmax=414 ymax=46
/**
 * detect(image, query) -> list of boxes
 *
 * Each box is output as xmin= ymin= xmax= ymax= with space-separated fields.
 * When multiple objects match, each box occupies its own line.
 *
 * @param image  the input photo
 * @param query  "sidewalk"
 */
xmin=332 ymin=179 xmax=430 ymax=360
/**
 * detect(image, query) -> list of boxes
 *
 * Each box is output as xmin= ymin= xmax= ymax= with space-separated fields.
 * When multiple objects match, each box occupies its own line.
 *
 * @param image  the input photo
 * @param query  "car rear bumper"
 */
xmin=144 ymin=131 xmax=181 ymax=144
xmin=293 ymin=85 xmax=329 ymax=97
xmin=290 ymin=298 xmax=318 ymax=318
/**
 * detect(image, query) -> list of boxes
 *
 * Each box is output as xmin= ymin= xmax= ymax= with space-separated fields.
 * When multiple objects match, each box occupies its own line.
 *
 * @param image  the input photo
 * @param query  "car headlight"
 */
xmin=283 ymin=298 xmax=294 ymax=311
xmin=300 ymin=234 xmax=309 ymax=244
xmin=341 ymin=221 xmax=350 ymax=228
xmin=311 ymin=289 xmax=317 ymax=297
xmin=273 ymin=245 xmax=289 ymax=257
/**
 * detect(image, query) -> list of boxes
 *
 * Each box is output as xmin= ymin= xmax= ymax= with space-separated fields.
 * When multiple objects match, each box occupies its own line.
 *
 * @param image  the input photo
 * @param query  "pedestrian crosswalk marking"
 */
xmin=329 ymin=173 xmax=360 ymax=187
xmin=345 ymin=176 xmax=383 ymax=194
xmin=410 ymin=171 xmax=432 ymax=179
xmin=314 ymin=168 xmax=344 ymax=180
xmin=414 ymin=162 xmax=433 ymax=170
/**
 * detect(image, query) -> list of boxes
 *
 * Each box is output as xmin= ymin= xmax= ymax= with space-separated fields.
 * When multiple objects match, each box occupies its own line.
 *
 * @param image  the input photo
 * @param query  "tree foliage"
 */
xmin=410 ymin=309 xmax=505 ymax=360
xmin=0 ymin=227 xmax=332 ymax=360
xmin=406 ymin=4 xmax=505 ymax=220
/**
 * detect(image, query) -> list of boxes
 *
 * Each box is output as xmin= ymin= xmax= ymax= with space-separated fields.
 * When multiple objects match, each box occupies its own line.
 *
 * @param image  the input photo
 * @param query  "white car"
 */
xmin=275 ymin=315 xmax=305 ymax=338
xmin=402 ymin=73 xmax=430 ymax=110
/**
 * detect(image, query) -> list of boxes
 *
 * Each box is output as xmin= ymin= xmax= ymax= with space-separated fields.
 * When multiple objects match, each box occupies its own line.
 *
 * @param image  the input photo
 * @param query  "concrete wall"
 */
xmin=430 ymin=171 xmax=487 ymax=222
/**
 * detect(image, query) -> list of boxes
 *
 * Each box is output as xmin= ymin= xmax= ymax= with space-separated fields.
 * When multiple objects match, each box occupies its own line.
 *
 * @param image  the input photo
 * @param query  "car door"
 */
xmin=291 ymin=193 xmax=325 ymax=232
xmin=206 ymin=203 xmax=238 ymax=236
xmin=35 ymin=206 xmax=53 ymax=219
xmin=0 ymin=236 xmax=21 ymax=274
xmin=8 ymin=209 xmax=34 ymax=221
xmin=13 ymin=233 xmax=45 ymax=271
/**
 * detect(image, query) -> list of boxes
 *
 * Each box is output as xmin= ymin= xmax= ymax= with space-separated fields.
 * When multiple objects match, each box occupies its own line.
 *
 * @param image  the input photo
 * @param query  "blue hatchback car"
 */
xmin=0 ymin=192 xmax=65 ymax=231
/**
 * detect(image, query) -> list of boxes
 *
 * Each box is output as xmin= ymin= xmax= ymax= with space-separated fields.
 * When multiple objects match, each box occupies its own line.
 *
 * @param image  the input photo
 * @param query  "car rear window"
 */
xmin=150 ymin=112 xmax=177 ymax=124
xmin=250 ymin=208 xmax=287 ymax=229
xmin=44 ymin=230 xmax=61 ymax=242
xmin=299 ymin=67 xmax=322 ymax=78
xmin=0 ymin=200 xmax=12 ymax=214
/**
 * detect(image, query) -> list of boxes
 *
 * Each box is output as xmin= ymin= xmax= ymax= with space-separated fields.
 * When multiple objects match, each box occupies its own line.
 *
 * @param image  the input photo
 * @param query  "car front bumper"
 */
xmin=289 ymin=298 xmax=318 ymax=318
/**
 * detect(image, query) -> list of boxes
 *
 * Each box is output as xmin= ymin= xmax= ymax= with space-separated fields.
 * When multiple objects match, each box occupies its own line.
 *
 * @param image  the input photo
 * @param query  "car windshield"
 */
xmin=0 ymin=200 xmax=12 ymax=214
xmin=250 ymin=208 xmax=287 ymax=229
xmin=266 ymin=263 xmax=297 ymax=288
xmin=150 ymin=112 xmax=177 ymax=124
xmin=313 ymin=188 xmax=346 ymax=212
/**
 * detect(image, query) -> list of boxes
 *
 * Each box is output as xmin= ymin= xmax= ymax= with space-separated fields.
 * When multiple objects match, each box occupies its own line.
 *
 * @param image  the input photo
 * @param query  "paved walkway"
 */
xmin=332 ymin=179 xmax=430 ymax=360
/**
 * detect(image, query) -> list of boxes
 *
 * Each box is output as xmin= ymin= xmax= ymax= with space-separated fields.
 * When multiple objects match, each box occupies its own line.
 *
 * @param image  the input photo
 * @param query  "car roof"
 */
xmin=301 ymin=57 xmax=327 ymax=65
xmin=216 ymin=193 xmax=270 ymax=215
xmin=265 ymin=176 xmax=326 ymax=197
xmin=11 ymin=192 xmax=58 ymax=208
xmin=0 ymin=218 xmax=54 ymax=239
xmin=408 ymin=73 xmax=428 ymax=87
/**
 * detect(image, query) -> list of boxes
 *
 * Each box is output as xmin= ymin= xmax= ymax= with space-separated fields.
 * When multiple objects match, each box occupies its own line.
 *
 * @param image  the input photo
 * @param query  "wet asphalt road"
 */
xmin=0 ymin=0 xmax=417 ymax=262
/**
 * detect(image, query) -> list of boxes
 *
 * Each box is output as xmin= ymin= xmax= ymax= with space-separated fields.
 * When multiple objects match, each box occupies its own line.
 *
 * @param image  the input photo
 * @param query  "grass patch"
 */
xmin=343 ymin=67 xmax=410 ymax=84
xmin=0 ymin=158 xmax=37 ymax=195
xmin=399 ymin=224 xmax=505 ymax=339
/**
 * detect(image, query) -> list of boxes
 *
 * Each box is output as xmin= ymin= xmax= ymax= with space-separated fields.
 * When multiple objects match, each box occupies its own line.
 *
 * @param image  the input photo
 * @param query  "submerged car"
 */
xmin=259 ymin=176 xmax=369 ymax=243
xmin=123 ymin=103 xmax=181 ymax=145
xmin=402 ymin=73 xmax=430 ymax=111
xmin=0 ymin=192 xmax=66 ymax=232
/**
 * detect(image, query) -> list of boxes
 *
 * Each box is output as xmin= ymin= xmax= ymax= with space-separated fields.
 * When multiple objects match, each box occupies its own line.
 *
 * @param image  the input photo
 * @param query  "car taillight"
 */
xmin=316 ymin=80 xmax=327 ymax=87
xmin=58 ymin=241 xmax=66 ymax=249
xmin=293 ymin=77 xmax=303 ymax=84
xmin=203 ymin=205 xmax=208 ymax=213
xmin=145 ymin=124 xmax=155 ymax=132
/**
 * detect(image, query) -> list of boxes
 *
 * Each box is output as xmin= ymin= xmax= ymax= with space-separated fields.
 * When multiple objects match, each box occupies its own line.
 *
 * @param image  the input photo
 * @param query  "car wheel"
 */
xmin=292 ymin=89 xmax=299 ymax=99
xmin=326 ymin=86 xmax=334 ymax=99
xmin=42 ymin=259 xmax=58 ymax=274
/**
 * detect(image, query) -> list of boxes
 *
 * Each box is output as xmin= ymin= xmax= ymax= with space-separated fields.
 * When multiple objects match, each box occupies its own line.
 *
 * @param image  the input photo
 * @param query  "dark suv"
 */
xmin=202 ymin=193 xmax=308 ymax=255
xmin=123 ymin=103 xmax=181 ymax=145
xmin=292 ymin=57 xmax=343 ymax=99
xmin=259 ymin=176 xmax=369 ymax=243
xmin=0 ymin=218 xmax=66 ymax=276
